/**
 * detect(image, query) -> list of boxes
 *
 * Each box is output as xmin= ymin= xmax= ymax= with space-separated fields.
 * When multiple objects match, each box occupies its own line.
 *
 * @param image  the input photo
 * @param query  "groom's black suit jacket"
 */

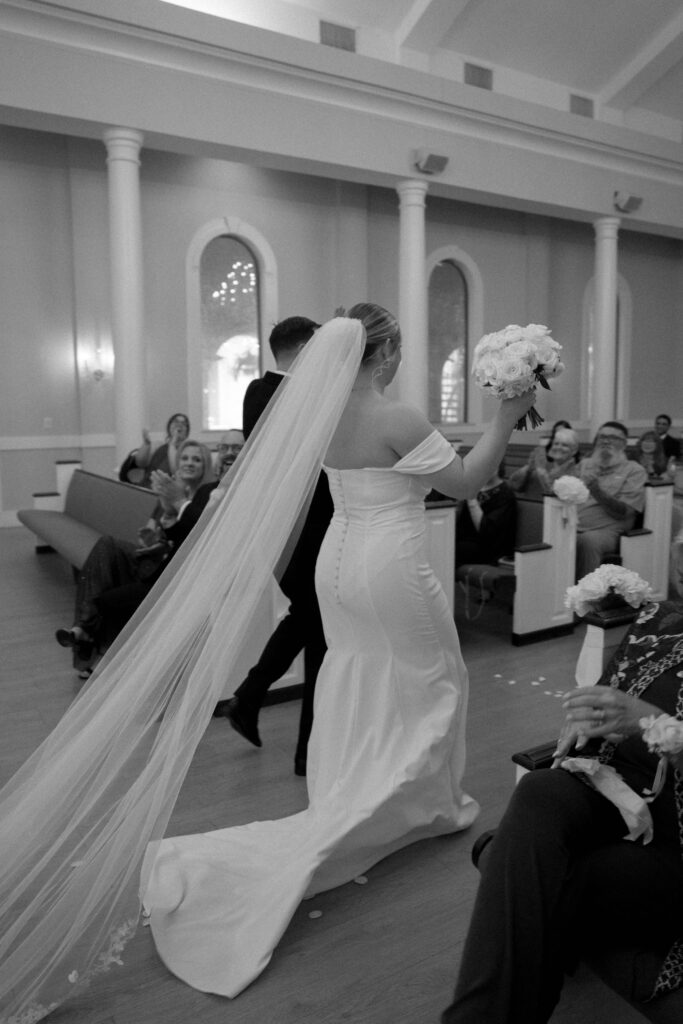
xmin=243 ymin=371 xmax=333 ymax=603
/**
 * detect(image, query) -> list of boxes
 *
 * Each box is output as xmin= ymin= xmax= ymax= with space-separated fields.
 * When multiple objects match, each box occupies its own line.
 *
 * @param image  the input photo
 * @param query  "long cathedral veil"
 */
xmin=0 ymin=318 xmax=364 ymax=1023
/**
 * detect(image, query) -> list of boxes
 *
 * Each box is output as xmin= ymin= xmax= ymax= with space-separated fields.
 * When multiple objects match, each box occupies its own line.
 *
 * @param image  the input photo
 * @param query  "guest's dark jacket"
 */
xmin=456 ymin=482 xmax=517 ymax=567
xmin=660 ymin=434 xmax=681 ymax=461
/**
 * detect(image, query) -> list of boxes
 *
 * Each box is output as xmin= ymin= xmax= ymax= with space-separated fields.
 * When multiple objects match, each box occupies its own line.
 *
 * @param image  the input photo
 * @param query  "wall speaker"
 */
xmin=413 ymin=149 xmax=449 ymax=175
xmin=613 ymin=191 xmax=643 ymax=213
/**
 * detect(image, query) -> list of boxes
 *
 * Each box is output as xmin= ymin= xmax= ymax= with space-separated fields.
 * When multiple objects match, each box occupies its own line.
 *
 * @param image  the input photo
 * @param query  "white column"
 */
xmin=396 ymin=179 xmax=429 ymax=413
xmin=590 ymin=216 xmax=620 ymax=434
xmin=103 ymin=127 xmax=146 ymax=467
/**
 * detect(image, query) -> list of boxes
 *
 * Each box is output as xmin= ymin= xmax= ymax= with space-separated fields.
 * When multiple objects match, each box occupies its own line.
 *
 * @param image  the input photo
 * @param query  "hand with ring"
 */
xmin=552 ymin=685 xmax=663 ymax=764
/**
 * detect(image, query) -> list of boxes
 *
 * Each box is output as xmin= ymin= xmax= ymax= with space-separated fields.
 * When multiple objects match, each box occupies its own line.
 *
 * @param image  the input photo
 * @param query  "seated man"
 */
xmin=455 ymin=463 xmax=516 ymax=567
xmin=575 ymin=420 xmax=646 ymax=578
xmin=441 ymin=600 xmax=683 ymax=1023
xmin=655 ymin=413 xmax=681 ymax=461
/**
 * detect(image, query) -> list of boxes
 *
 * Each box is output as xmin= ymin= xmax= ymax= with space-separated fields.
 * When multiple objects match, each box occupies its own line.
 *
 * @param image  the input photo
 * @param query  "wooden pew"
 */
xmin=456 ymin=495 xmax=577 ymax=645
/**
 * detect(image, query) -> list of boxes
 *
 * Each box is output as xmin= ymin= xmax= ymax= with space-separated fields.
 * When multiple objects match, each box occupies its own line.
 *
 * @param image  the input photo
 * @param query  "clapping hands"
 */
xmin=150 ymin=470 xmax=186 ymax=513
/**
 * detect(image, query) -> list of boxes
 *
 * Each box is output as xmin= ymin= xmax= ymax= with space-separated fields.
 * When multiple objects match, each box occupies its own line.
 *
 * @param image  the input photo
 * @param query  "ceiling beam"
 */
xmin=599 ymin=9 xmax=683 ymax=109
xmin=396 ymin=0 xmax=466 ymax=52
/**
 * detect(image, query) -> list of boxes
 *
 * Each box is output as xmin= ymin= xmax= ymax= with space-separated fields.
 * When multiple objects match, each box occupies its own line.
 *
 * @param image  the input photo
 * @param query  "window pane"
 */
xmin=428 ymin=261 xmax=468 ymax=424
xmin=200 ymin=236 xmax=260 ymax=430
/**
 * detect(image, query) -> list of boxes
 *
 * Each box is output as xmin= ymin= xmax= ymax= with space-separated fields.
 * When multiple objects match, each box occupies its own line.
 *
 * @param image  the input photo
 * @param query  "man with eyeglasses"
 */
xmin=215 ymin=429 xmax=244 ymax=476
xmin=576 ymin=421 xmax=647 ymax=578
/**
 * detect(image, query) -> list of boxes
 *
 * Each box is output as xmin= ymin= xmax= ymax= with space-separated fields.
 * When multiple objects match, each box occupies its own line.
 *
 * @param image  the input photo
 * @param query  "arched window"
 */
xmin=428 ymin=260 xmax=468 ymax=424
xmin=199 ymin=235 xmax=261 ymax=431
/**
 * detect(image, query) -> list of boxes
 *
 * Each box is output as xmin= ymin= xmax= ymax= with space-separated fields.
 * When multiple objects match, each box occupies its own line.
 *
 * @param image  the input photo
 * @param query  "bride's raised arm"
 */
xmin=386 ymin=391 xmax=536 ymax=499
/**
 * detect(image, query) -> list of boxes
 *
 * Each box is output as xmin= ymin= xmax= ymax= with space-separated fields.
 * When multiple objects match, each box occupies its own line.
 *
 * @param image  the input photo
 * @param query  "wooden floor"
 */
xmin=0 ymin=527 xmax=650 ymax=1024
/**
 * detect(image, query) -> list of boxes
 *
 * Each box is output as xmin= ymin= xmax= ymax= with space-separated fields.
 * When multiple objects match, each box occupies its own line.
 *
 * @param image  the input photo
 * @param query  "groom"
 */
xmin=216 ymin=315 xmax=329 ymax=777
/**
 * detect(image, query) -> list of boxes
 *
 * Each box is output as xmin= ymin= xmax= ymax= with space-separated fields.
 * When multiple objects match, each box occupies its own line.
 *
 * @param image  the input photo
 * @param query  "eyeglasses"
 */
xmin=217 ymin=444 xmax=242 ymax=453
xmin=596 ymin=434 xmax=626 ymax=446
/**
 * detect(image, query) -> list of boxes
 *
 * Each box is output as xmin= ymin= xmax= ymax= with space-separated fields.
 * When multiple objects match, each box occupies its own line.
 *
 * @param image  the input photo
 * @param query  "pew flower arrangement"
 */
xmin=564 ymin=565 xmax=654 ymax=618
xmin=552 ymin=476 xmax=589 ymax=505
xmin=472 ymin=323 xmax=564 ymax=429
xmin=640 ymin=714 xmax=683 ymax=759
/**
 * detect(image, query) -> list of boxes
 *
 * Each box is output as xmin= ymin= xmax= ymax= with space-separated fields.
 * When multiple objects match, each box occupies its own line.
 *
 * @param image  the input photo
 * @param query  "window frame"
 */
xmin=186 ymin=217 xmax=278 ymax=440
xmin=426 ymin=245 xmax=484 ymax=427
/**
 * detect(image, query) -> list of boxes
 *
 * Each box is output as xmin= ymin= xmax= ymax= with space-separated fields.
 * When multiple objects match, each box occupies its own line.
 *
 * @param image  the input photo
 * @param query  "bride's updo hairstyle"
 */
xmin=347 ymin=302 xmax=401 ymax=364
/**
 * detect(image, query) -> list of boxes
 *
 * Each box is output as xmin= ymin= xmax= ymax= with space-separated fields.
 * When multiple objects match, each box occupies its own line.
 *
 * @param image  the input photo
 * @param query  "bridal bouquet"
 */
xmin=472 ymin=323 xmax=564 ymax=429
xmin=565 ymin=565 xmax=654 ymax=618
xmin=552 ymin=476 xmax=589 ymax=505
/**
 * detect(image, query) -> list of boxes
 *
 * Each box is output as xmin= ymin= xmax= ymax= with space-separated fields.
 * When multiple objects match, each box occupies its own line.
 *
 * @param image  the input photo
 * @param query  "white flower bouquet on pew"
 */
xmin=565 ymin=564 xmax=653 ymax=618
xmin=552 ymin=475 xmax=589 ymax=505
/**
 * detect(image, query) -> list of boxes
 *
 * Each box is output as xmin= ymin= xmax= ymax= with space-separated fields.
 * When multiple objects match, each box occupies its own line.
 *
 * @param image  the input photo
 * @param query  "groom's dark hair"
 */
xmin=269 ymin=316 xmax=319 ymax=358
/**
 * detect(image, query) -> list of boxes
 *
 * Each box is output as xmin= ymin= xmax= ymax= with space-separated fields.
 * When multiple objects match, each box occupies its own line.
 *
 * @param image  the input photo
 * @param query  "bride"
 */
xmin=0 ymin=306 xmax=534 ymax=1021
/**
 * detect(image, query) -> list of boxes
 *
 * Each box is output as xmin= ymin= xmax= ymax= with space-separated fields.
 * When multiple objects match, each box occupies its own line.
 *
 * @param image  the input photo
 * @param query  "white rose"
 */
xmin=505 ymin=339 xmax=538 ymax=364
xmin=500 ymin=324 xmax=525 ymax=344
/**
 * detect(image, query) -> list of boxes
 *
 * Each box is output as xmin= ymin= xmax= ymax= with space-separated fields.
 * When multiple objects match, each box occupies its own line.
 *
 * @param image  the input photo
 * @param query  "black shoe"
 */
xmin=56 ymin=628 xmax=94 ymax=661
xmin=471 ymin=830 xmax=495 ymax=870
xmin=56 ymin=628 xmax=78 ymax=648
xmin=294 ymin=757 xmax=307 ymax=777
xmin=225 ymin=697 xmax=262 ymax=748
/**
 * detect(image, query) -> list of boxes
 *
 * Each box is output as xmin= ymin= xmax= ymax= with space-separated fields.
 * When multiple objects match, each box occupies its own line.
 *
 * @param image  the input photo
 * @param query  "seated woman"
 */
xmin=455 ymin=463 xmax=516 ymax=567
xmin=509 ymin=426 xmax=580 ymax=497
xmin=57 ymin=439 xmax=215 ymax=677
xmin=119 ymin=412 xmax=190 ymax=487
xmin=441 ymin=600 xmax=683 ymax=1024
xmin=633 ymin=429 xmax=675 ymax=481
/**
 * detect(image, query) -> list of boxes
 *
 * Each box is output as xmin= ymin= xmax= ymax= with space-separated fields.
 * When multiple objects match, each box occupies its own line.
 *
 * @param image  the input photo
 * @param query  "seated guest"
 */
xmin=634 ymin=429 xmax=675 ymax=480
xmin=441 ymin=600 xmax=683 ymax=1024
xmin=509 ymin=427 xmax=580 ymax=497
xmin=119 ymin=412 xmax=190 ymax=487
xmin=455 ymin=464 xmax=516 ymax=567
xmin=214 ymin=428 xmax=244 ymax=477
xmin=57 ymin=440 xmax=215 ymax=677
xmin=655 ymin=413 xmax=681 ymax=461
xmin=575 ymin=421 xmax=647 ymax=578
xmin=529 ymin=418 xmax=574 ymax=470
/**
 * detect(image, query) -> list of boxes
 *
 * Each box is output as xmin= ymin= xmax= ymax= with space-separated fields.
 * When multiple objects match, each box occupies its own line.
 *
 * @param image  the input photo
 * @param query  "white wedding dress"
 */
xmin=144 ymin=430 xmax=479 ymax=996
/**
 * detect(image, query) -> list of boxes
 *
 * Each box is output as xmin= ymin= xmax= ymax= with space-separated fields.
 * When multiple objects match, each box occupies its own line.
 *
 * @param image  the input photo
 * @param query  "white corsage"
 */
xmin=565 ymin=565 xmax=654 ymax=618
xmin=552 ymin=475 xmax=589 ymax=505
xmin=640 ymin=714 xmax=683 ymax=757
xmin=472 ymin=323 xmax=564 ymax=429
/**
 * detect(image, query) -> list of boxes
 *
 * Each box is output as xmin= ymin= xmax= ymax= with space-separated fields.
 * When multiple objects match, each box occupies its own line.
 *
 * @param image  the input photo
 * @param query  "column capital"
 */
xmin=103 ymin=127 xmax=144 ymax=163
xmin=396 ymin=179 xmax=429 ymax=206
xmin=593 ymin=215 xmax=620 ymax=241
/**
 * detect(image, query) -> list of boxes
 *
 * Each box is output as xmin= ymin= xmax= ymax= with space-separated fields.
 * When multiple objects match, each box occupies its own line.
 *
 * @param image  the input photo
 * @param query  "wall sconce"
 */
xmin=413 ymin=149 xmax=449 ymax=175
xmin=78 ymin=335 xmax=114 ymax=383
xmin=613 ymin=191 xmax=643 ymax=214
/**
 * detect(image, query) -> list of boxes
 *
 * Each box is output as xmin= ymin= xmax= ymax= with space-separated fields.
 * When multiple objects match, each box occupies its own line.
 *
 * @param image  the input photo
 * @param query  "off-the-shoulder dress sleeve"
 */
xmin=393 ymin=430 xmax=456 ymax=475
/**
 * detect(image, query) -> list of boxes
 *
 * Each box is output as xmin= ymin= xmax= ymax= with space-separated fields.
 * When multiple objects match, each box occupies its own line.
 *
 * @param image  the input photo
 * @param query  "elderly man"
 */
xmin=575 ymin=421 xmax=647 ymax=578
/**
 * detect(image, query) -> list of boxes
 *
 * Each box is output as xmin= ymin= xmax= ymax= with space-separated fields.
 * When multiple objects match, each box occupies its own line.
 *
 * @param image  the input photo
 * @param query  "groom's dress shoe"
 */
xmin=56 ymin=628 xmax=78 ymax=648
xmin=56 ymin=628 xmax=94 ymax=661
xmin=225 ymin=697 xmax=262 ymax=748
